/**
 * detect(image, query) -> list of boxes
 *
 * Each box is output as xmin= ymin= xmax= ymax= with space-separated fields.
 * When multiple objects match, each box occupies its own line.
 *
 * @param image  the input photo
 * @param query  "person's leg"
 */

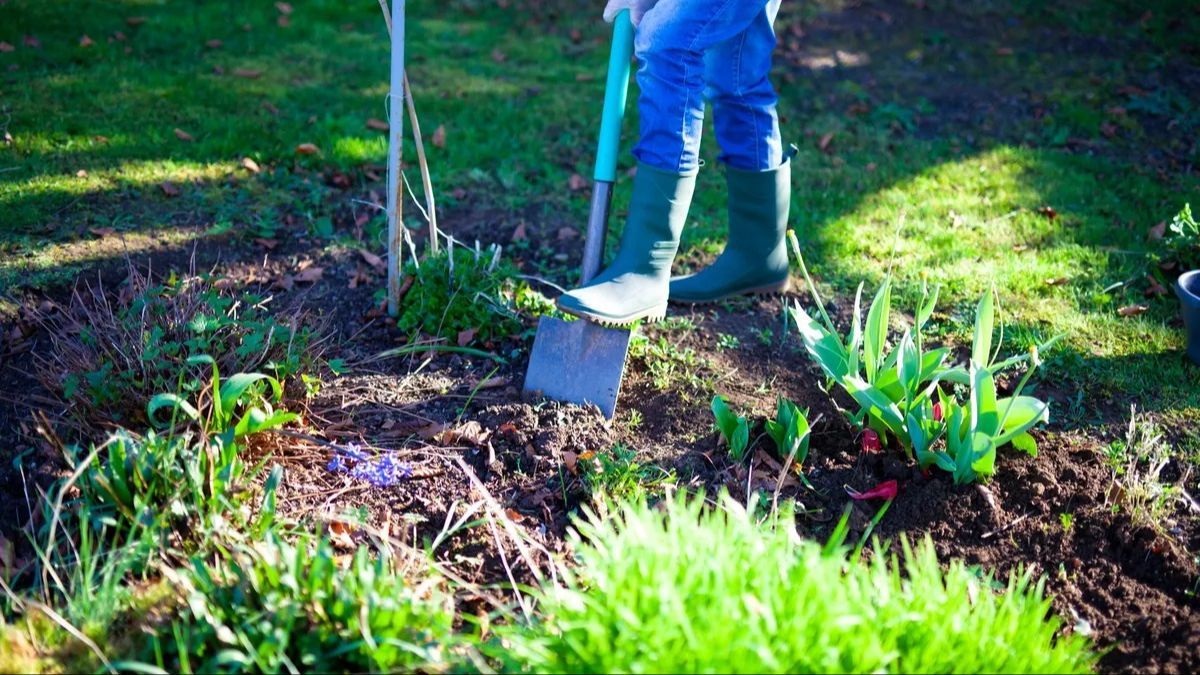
xmin=558 ymin=0 xmax=772 ymax=325
xmin=669 ymin=0 xmax=792 ymax=304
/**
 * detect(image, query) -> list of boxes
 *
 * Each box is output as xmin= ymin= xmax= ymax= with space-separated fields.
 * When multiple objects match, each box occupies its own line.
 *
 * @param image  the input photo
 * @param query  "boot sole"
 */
xmin=555 ymin=302 xmax=669 ymax=328
xmin=669 ymin=279 xmax=792 ymax=306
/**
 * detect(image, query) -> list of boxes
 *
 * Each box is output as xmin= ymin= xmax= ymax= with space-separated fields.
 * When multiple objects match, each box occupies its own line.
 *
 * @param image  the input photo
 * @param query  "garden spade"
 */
xmin=522 ymin=11 xmax=635 ymax=420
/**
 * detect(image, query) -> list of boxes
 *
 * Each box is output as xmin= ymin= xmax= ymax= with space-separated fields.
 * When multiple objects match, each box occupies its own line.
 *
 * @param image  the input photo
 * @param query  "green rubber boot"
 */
xmin=668 ymin=156 xmax=793 ymax=304
xmin=557 ymin=164 xmax=697 ymax=326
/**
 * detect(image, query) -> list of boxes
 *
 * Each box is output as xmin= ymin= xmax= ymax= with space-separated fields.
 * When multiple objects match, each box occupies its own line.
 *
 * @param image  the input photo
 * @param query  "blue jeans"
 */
xmin=634 ymin=0 xmax=784 ymax=174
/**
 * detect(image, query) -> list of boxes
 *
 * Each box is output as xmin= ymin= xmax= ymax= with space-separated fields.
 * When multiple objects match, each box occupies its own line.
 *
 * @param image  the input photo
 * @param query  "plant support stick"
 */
xmin=385 ymin=0 xmax=406 ymax=316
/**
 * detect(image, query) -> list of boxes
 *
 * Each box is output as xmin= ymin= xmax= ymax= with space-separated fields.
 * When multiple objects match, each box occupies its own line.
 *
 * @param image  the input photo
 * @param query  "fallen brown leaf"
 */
xmin=277 ymin=15 xmax=291 ymax=28
xmin=328 ymin=520 xmax=356 ymax=550
xmin=173 ymin=128 xmax=194 ymax=142
xmin=1044 ymin=277 xmax=1069 ymax=287
xmin=1012 ymin=244 xmax=1029 ymax=252
xmin=347 ymin=265 xmax=372 ymax=289
xmin=1144 ymin=276 xmax=1168 ymax=298
xmin=160 ymin=181 xmax=180 ymax=196
xmin=295 ymin=142 xmax=320 ymax=155
xmin=241 ymin=157 xmax=261 ymax=173
xmin=23 ymin=35 xmax=40 ymax=48
xmin=511 ymin=222 xmax=527 ymax=241
xmin=89 ymin=227 xmax=116 ymax=238
xmin=431 ymin=124 xmax=446 ymax=148
xmin=125 ymin=16 xmax=147 ymax=26
xmin=79 ymin=35 xmax=94 ymax=47
xmin=994 ymin=46 xmax=1014 ymax=56
xmin=439 ymin=421 xmax=491 ymax=447
xmin=273 ymin=275 xmax=295 ymax=291
xmin=359 ymin=249 xmax=385 ymax=272
xmin=261 ymin=101 xmax=280 ymax=115
xmin=568 ymin=173 xmax=588 ymax=191
xmin=1117 ymin=304 xmax=1149 ymax=317
xmin=562 ymin=450 xmax=579 ymax=474
xmin=233 ymin=68 xmax=262 ymax=79
xmin=1148 ymin=221 xmax=1167 ymax=240
xmin=504 ymin=508 xmax=526 ymax=524
xmin=491 ymin=48 xmax=507 ymax=63
xmin=1036 ymin=205 xmax=1058 ymax=220
xmin=275 ymin=2 xmax=293 ymax=14
xmin=294 ymin=266 xmax=324 ymax=283
xmin=253 ymin=238 xmax=278 ymax=250
xmin=0 ymin=42 xmax=14 ymax=53
xmin=75 ymin=169 xmax=88 ymax=178
xmin=457 ymin=328 xmax=478 ymax=347
xmin=112 ymin=31 xmax=127 ymax=42
xmin=817 ymin=132 xmax=834 ymax=152
xmin=366 ymin=117 xmax=389 ymax=131
xmin=575 ymin=73 xmax=595 ymax=82
xmin=557 ymin=226 xmax=579 ymax=241
xmin=205 ymin=38 xmax=223 ymax=48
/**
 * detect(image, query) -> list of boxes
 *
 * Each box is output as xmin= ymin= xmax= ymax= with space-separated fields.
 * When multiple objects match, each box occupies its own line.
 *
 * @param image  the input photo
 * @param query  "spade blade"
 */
xmin=522 ymin=316 xmax=631 ymax=419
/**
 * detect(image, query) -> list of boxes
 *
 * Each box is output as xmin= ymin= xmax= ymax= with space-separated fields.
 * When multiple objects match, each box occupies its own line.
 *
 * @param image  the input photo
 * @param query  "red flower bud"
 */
xmin=933 ymin=402 xmax=944 ymax=422
xmin=861 ymin=429 xmax=882 ymax=453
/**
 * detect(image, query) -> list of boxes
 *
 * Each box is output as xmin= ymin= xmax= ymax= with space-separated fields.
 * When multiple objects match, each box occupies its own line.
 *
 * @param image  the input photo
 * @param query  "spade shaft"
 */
xmin=522 ymin=11 xmax=636 ymax=419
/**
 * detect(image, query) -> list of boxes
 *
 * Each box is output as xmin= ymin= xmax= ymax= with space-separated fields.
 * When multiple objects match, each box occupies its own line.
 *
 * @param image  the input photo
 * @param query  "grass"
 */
xmin=497 ymin=495 xmax=1098 ymax=674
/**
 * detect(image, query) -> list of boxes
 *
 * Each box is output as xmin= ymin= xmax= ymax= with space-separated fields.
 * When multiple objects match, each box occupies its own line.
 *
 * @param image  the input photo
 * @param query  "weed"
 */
xmin=1059 ymin=512 xmax=1075 ymax=532
xmin=396 ymin=242 xmax=537 ymax=346
xmin=716 ymin=333 xmax=741 ymax=351
xmin=33 ymin=262 xmax=320 ymax=427
xmin=754 ymin=327 xmax=774 ymax=346
xmin=629 ymin=334 xmax=712 ymax=393
xmin=496 ymin=495 xmax=1096 ymax=673
xmin=1105 ymin=408 xmax=1185 ymax=536
xmin=579 ymin=445 xmax=674 ymax=505
xmin=150 ymin=536 xmax=464 ymax=673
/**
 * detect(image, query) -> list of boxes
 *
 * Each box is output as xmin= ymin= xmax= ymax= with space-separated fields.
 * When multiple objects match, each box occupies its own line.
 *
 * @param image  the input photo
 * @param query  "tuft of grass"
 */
xmin=578 ymin=444 xmax=674 ymax=506
xmin=498 ymin=495 xmax=1097 ymax=674
xmin=150 ymin=535 xmax=465 ymax=674
xmin=1105 ymin=407 xmax=1186 ymax=536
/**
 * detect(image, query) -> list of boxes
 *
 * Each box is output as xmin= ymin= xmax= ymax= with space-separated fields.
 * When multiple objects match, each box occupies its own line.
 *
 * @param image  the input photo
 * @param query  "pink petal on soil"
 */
xmin=847 ymin=479 xmax=898 ymax=501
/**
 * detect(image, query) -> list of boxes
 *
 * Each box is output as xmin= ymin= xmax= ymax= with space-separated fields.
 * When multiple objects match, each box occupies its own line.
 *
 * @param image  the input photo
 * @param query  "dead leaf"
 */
xmin=1117 ymin=304 xmax=1149 ymax=317
xmin=125 ymin=16 xmax=147 ymax=26
xmin=562 ymin=450 xmax=579 ymax=474
xmin=78 ymin=35 xmax=94 ymax=47
xmin=160 ymin=181 xmax=180 ymax=196
xmin=0 ymin=42 xmax=13 ymax=53
xmin=328 ymin=520 xmax=356 ymax=550
xmin=205 ymin=38 xmax=223 ymax=48
xmin=1148 ymin=221 xmax=1167 ymax=240
xmin=23 ymin=34 xmax=40 ymax=48
xmin=439 ymin=421 xmax=491 ymax=447
xmin=75 ymin=169 xmax=88 ymax=178
xmin=295 ymin=142 xmax=320 ymax=155
xmin=475 ymin=376 xmax=509 ymax=390
xmin=277 ymin=15 xmax=292 ymax=28
xmin=994 ymin=46 xmax=1014 ymax=56
xmin=503 ymin=508 xmax=526 ymax=523
xmin=253 ymin=238 xmax=278 ymax=250
xmin=241 ymin=157 xmax=261 ymax=173
xmin=89 ymin=227 xmax=115 ymax=238
xmin=568 ymin=173 xmax=588 ymax=191
xmin=112 ymin=31 xmax=127 ymax=42
xmin=366 ymin=117 xmax=389 ymax=131
xmin=431 ymin=124 xmax=446 ymax=148
xmin=1012 ymin=244 xmax=1029 ymax=252
xmin=491 ymin=48 xmax=507 ymax=63
xmin=347 ymin=265 xmax=372 ymax=289
xmin=275 ymin=2 xmax=293 ymax=14
xmin=273 ymin=275 xmax=295 ymax=291
xmin=1045 ymin=277 xmax=1069 ymax=287
xmin=1145 ymin=276 xmax=1168 ymax=298
xmin=511 ymin=221 xmax=527 ymax=241
xmin=1036 ymin=205 xmax=1058 ymax=220
xmin=173 ymin=128 xmax=194 ymax=142
xmin=359 ymin=249 xmax=386 ymax=272
xmin=233 ymin=68 xmax=262 ymax=79
xmin=1100 ymin=122 xmax=1117 ymax=138
xmin=1106 ymin=106 xmax=1127 ymax=117
xmin=457 ymin=328 xmax=478 ymax=346
xmin=575 ymin=73 xmax=595 ymax=82
xmin=817 ymin=132 xmax=834 ymax=152
xmin=261 ymin=101 xmax=280 ymax=115
xmin=557 ymin=226 xmax=579 ymax=241
xmin=294 ymin=266 xmax=324 ymax=283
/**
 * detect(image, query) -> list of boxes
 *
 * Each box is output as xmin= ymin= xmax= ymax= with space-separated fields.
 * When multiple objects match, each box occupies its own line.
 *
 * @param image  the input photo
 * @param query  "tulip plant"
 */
xmin=786 ymin=232 xmax=1059 ymax=484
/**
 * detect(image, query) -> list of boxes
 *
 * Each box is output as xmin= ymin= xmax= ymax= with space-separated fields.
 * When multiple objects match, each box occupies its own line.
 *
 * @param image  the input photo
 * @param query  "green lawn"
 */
xmin=2 ymin=0 xmax=1198 ymax=418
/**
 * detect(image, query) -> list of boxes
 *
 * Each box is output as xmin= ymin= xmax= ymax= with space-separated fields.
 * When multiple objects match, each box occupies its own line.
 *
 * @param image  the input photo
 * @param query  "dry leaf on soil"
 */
xmin=160 ymin=181 xmax=180 ymax=196
xmin=359 ymin=249 xmax=385 ymax=272
xmin=88 ymin=227 xmax=116 ymax=238
xmin=438 ymin=421 xmax=491 ymax=447
xmin=79 ymin=35 xmax=94 ymax=47
xmin=1117 ymin=304 xmax=1149 ymax=317
xmin=431 ymin=124 xmax=446 ymax=148
xmin=233 ymin=68 xmax=262 ymax=79
xmin=173 ymin=128 xmax=194 ymax=142
xmin=295 ymin=142 xmax=320 ymax=155
xmin=568 ymin=173 xmax=588 ymax=191
xmin=457 ymin=328 xmax=478 ymax=347
xmin=241 ymin=157 xmax=261 ymax=173
xmin=293 ymin=266 xmax=324 ymax=283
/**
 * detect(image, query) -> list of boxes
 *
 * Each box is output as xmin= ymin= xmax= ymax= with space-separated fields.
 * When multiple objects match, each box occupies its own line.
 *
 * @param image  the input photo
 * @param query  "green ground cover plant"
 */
xmin=578 ymin=444 xmax=674 ymax=506
xmin=497 ymin=495 xmax=1097 ymax=674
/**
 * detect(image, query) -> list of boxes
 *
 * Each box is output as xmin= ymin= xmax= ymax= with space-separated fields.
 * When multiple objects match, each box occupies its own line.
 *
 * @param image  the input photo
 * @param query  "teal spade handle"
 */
xmin=593 ymin=10 xmax=634 ymax=183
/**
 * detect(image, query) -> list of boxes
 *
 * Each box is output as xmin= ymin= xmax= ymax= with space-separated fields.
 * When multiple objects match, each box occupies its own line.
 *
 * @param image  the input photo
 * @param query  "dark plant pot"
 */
xmin=1178 ymin=269 xmax=1200 ymax=366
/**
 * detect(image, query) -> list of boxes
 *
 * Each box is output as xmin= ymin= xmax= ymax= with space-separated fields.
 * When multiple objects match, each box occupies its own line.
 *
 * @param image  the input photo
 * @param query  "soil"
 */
xmin=2 ymin=1 xmax=1198 ymax=671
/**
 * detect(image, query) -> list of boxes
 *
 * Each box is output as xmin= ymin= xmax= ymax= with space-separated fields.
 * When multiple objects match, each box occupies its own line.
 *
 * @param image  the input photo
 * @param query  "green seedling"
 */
xmin=764 ymin=397 xmax=812 ymax=479
xmin=711 ymin=395 xmax=751 ymax=461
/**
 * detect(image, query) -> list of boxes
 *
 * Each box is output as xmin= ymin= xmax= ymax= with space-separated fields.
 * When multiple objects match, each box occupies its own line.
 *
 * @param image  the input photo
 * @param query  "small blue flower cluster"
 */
xmin=326 ymin=442 xmax=413 ymax=487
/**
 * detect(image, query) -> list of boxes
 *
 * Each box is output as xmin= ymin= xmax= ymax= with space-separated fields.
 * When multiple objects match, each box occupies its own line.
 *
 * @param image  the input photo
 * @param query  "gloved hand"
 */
xmin=603 ymin=0 xmax=659 ymax=26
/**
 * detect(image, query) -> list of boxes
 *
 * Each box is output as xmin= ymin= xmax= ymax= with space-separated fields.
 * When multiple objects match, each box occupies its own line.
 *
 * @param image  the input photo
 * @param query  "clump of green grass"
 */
xmin=33 ymin=262 xmax=322 ymax=427
xmin=395 ymin=241 xmax=547 ymax=346
xmin=149 ymin=536 xmax=465 ymax=674
xmin=1104 ymin=407 xmax=1186 ymax=536
xmin=498 ymin=495 xmax=1096 ymax=674
xmin=578 ymin=444 xmax=674 ymax=506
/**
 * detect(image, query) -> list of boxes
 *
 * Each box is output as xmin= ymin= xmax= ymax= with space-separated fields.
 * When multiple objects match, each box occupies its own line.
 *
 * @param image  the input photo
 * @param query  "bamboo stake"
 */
xmin=384 ymin=0 xmax=405 ymax=317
